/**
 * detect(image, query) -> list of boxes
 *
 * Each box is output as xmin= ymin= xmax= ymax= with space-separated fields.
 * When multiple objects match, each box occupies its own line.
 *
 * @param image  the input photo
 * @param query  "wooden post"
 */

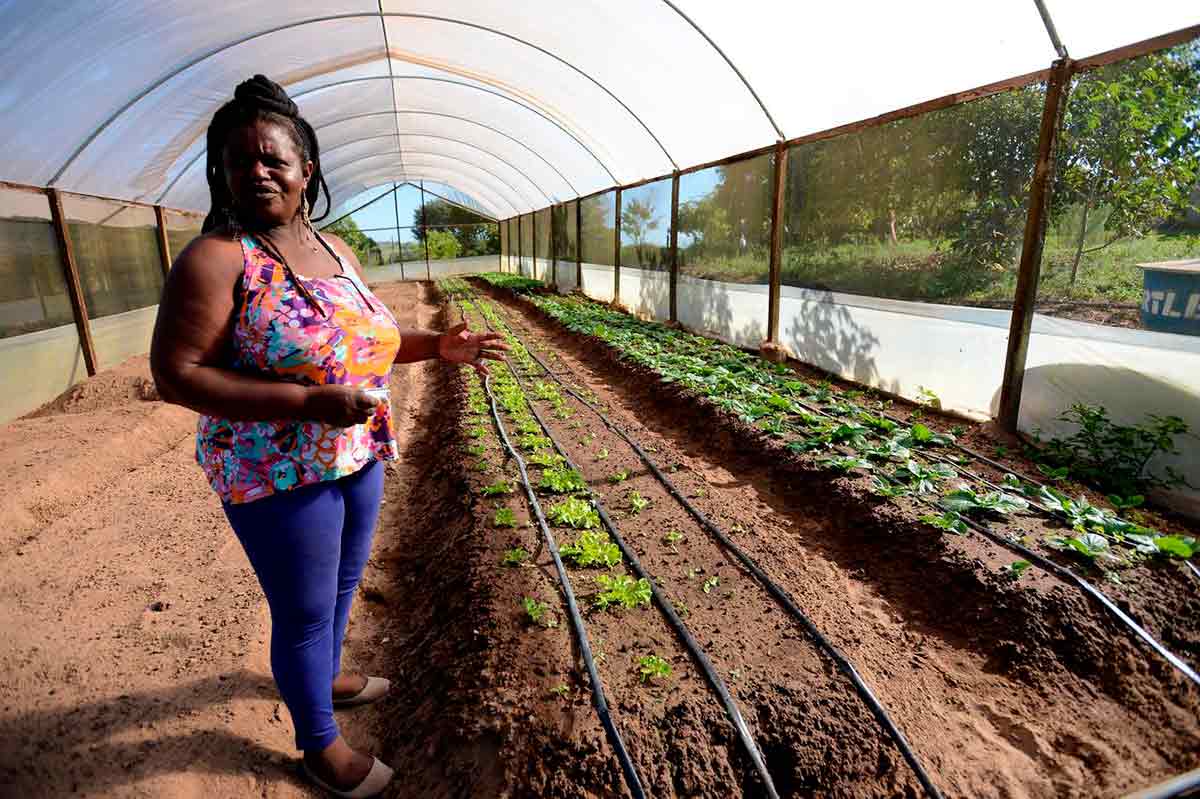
xmin=613 ymin=188 xmax=622 ymax=305
xmin=392 ymin=182 xmax=404 ymax=280
xmin=153 ymin=205 xmax=172 ymax=278
xmin=47 ymin=188 xmax=98 ymax=377
xmin=767 ymin=141 xmax=788 ymax=343
xmin=419 ymin=181 xmax=431 ymax=281
xmin=998 ymin=57 xmax=1074 ymax=432
xmin=575 ymin=199 xmax=582 ymax=289
xmin=669 ymin=172 xmax=680 ymax=323
xmin=550 ymin=207 xmax=558 ymax=290
xmin=517 ymin=215 xmax=523 ymax=276
xmin=532 ymin=209 xmax=538 ymax=282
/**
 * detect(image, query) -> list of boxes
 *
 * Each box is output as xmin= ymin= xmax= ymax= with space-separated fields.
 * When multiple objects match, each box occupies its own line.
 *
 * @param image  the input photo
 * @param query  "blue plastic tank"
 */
xmin=1138 ymin=258 xmax=1200 ymax=335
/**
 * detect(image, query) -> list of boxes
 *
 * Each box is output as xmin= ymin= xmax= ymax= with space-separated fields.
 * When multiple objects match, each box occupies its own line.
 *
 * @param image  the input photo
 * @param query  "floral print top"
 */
xmin=196 ymin=234 xmax=401 ymax=504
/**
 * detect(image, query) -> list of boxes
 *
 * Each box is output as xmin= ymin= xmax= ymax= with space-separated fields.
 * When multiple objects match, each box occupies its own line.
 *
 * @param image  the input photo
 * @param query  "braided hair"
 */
xmin=201 ymin=74 xmax=331 ymax=234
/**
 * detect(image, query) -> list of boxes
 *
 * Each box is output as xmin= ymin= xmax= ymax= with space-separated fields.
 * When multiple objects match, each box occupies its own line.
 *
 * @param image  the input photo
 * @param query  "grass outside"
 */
xmin=678 ymin=229 xmax=1200 ymax=309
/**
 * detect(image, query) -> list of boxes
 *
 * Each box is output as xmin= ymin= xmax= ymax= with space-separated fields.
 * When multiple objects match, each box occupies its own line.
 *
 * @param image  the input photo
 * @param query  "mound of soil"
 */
xmin=25 ymin=356 xmax=160 ymax=418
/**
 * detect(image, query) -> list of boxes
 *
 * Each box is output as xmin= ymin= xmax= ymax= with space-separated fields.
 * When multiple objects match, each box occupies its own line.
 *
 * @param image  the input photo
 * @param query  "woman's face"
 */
xmin=223 ymin=118 xmax=313 ymax=229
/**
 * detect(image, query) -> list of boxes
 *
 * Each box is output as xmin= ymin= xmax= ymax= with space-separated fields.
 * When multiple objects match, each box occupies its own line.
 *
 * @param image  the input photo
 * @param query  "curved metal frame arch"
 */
xmin=328 ymin=150 xmax=536 ymax=209
xmin=330 ymin=154 xmax=523 ymax=216
xmin=291 ymin=74 xmax=599 ymax=185
xmin=49 ymin=10 xmax=683 ymax=187
xmin=155 ymin=74 xmax=605 ymax=206
xmin=314 ymin=130 xmax=556 ymax=205
xmin=345 ymin=172 xmax=511 ymax=220
xmin=339 ymin=169 xmax=513 ymax=220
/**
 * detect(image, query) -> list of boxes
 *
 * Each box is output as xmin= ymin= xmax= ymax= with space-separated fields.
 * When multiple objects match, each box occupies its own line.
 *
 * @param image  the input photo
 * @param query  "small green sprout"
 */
xmin=702 ymin=576 xmax=720 ymax=594
xmin=522 ymin=597 xmax=556 ymax=627
xmin=493 ymin=507 xmax=517 ymax=528
xmin=627 ymin=490 xmax=649 ymax=514
xmin=608 ymin=469 xmax=630 ymax=484
xmin=637 ymin=654 xmax=672 ymax=684
xmin=595 ymin=448 xmax=609 ymax=461
xmin=481 ymin=479 xmax=513 ymax=496
xmin=502 ymin=546 xmax=529 ymax=566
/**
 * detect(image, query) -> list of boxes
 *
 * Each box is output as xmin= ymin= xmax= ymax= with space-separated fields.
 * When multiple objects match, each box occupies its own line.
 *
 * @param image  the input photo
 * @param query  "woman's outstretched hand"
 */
xmin=438 ymin=323 xmax=510 ymax=375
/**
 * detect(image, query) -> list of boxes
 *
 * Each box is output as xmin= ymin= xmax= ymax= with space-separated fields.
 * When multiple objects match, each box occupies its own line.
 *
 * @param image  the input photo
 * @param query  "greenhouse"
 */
xmin=2 ymin=2 xmax=1200 ymax=798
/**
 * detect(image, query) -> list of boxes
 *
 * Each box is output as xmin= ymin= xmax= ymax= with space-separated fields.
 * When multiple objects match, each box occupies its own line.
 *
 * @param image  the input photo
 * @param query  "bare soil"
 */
xmin=472 ymin=280 xmax=1200 ymax=798
xmin=4 ymin=276 xmax=1197 ymax=799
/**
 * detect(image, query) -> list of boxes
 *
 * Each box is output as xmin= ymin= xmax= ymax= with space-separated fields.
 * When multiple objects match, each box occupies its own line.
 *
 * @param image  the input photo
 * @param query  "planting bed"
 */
xmin=451 ymin=273 xmax=1200 ymax=798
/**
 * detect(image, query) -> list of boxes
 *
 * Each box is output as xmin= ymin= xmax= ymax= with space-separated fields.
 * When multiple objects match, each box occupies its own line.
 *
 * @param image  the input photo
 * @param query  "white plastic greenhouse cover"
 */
xmin=0 ymin=1 xmax=1196 ymax=218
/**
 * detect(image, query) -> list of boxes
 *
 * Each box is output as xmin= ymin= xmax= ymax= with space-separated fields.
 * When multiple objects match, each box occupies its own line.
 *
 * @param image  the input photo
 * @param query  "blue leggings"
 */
xmin=223 ymin=460 xmax=384 ymax=751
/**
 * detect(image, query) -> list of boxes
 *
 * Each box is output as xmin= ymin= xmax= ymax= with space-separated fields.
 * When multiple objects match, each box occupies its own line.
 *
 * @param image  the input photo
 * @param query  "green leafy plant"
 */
xmin=663 ymin=530 xmax=684 ymax=546
xmin=519 ymin=433 xmax=552 ymax=451
xmin=1003 ymin=560 xmax=1032 ymax=581
xmin=940 ymin=486 xmax=1028 ymax=517
xmin=546 ymin=497 xmax=601 ymax=529
xmin=818 ymin=455 xmax=873 ymax=473
xmin=539 ymin=466 xmax=588 ymax=494
xmin=701 ymin=576 xmax=720 ymax=594
xmin=1106 ymin=494 xmax=1145 ymax=514
xmin=522 ymin=597 xmax=556 ymax=627
xmin=502 ymin=546 xmax=529 ymax=566
xmin=627 ymin=490 xmax=649 ymax=514
xmin=1048 ymin=532 xmax=1116 ymax=563
xmin=921 ymin=510 xmax=970 ymax=535
xmin=870 ymin=476 xmax=912 ymax=498
xmin=593 ymin=574 xmax=652 ymax=610
xmin=482 ymin=479 xmax=513 ymax=496
xmin=608 ymin=469 xmax=630 ymax=484
xmin=466 ymin=425 xmax=487 ymax=439
xmin=892 ymin=459 xmax=955 ymax=493
xmin=559 ymin=531 xmax=622 ymax=568
xmin=527 ymin=451 xmax=566 ymax=468
xmin=1033 ymin=403 xmax=1189 ymax=496
xmin=637 ymin=654 xmax=672 ymax=684
xmin=898 ymin=423 xmax=956 ymax=448
xmin=550 ymin=683 xmax=570 ymax=698
xmin=465 ymin=443 xmax=486 ymax=457
xmin=916 ymin=386 xmax=942 ymax=409
xmin=473 ymin=459 xmax=491 ymax=472
xmin=595 ymin=448 xmax=610 ymax=461
xmin=494 ymin=508 xmax=517 ymax=528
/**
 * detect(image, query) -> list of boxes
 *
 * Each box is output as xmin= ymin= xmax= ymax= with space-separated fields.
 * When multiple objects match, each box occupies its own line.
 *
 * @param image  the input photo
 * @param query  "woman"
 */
xmin=150 ymin=75 xmax=505 ymax=798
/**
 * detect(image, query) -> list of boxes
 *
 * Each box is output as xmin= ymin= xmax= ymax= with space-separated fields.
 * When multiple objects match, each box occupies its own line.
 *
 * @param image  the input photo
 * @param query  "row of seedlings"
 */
xmin=454 ymin=279 xmax=946 ymax=797
xmin=472 ymin=273 xmax=1200 ymax=688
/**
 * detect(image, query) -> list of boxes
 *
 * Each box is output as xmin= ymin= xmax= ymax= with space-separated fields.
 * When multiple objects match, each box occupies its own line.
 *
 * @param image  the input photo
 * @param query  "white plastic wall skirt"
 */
xmin=532 ymin=258 xmax=553 ymax=282
xmin=553 ymin=261 xmax=578 ymax=294
xmin=616 ymin=266 xmax=670 ymax=323
xmin=520 ymin=256 xmax=535 ymax=277
xmin=91 ymin=305 xmax=158 ymax=372
xmin=580 ymin=263 xmax=614 ymax=303
xmin=677 ymin=274 xmax=769 ymax=350
xmin=0 ymin=323 xmax=88 ymax=422
xmin=776 ymin=284 xmax=1200 ymax=515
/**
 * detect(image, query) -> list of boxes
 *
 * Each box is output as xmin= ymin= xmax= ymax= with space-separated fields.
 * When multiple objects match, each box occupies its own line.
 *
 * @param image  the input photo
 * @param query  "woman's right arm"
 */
xmin=149 ymin=235 xmax=375 ymax=426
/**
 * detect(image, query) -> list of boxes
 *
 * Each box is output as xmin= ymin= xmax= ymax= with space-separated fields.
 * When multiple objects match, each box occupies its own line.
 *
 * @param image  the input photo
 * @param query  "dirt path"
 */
xmin=476 ymin=284 xmax=1200 ymax=798
xmin=0 ymin=282 xmax=467 ymax=798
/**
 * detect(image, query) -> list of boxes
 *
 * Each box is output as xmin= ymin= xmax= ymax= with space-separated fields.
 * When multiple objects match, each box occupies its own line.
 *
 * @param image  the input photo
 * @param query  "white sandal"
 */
xmin=302 ymin=756 xmax=394 ymax=798
xmin=333 ymin=676 xmax=391 ymax=708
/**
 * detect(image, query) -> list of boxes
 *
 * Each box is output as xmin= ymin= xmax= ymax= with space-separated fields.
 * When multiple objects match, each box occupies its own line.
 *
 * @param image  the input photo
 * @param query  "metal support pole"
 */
xmin=47 ymin=188 xmax=98 ymax=377
xmin=614 ymin=188 xmax=622 ymax=305
xmin=550 ymin=206 xmax=558 ymax=290
xmin=767 ymin=141 xmax=788 ymax=343
xmin=997 ymin=57 xmax=1074 ymax=432
xmin=575 ymin=199 xmax=583 ymax=289
xmin=391 ymin=184 xmax=406 ymax=281
xmin=518 ymin=215 xmax=523 ymax=276
xmin=420 ymin=180 xmax=431 ymax=281
xmin=669 ymin=172 xmax=680 ymax=323
xmin=532 ymin=209 xmax=538 ymax=281
xmin=498 ymin=218 xmax=502 ymax=273
xmin=153 ymin=205 xmax=171 ymax=279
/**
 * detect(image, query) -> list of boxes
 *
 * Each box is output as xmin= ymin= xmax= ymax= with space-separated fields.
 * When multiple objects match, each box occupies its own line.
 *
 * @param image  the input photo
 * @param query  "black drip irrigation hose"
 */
xmin=1123 ymin=765 xmax=1200 ymax=799
xmin=478 ymin=369 xmax=647 ymax=799
xmin=760 ymin=380 xmax=1200 ymax=690
xmin=498 ymin=348 xmax=781 ymax=799
xmin=470 ymin=289 xmax=945 ymax=799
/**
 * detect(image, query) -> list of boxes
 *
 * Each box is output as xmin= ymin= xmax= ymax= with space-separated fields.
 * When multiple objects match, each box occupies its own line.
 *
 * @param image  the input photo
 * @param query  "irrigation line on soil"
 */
xmin=759 ymin=380 xmax=1200 ymax=690
xmin=1122 ymin=764 xmax=1200 ymax=799
xmin=467 ymin=286 xmax=946 ymax=799
xmin=478 ymin=369 xmax=648 ymax=799
xmin=490 ymin=342 xmax=782 ymax=799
